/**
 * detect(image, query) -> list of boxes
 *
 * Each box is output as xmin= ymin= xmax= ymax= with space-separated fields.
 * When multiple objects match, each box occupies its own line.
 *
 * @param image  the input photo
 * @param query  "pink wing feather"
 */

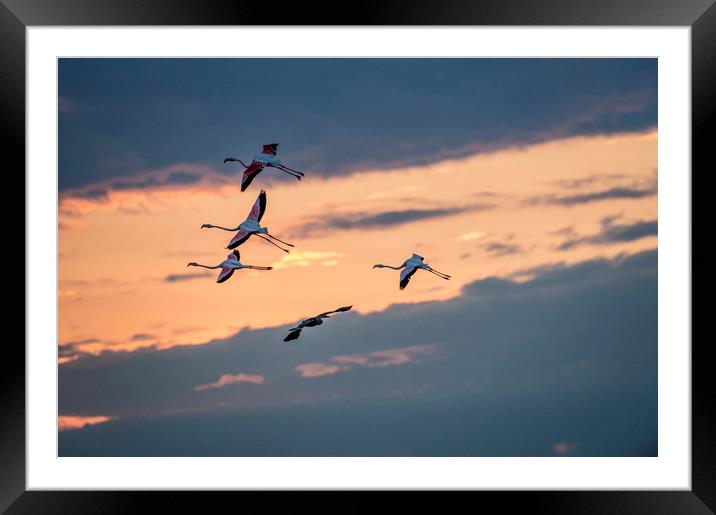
xmin=247 ymin=190 xmax=267 ymax=222
xmin=227 ymin=229 xmax=252 ymax=249
xmin=240 ymin=161 xmax=264 ymax=192
xmin=399 ymin=265 xmax=419 ymax=290
xmin=216 ymin=267 xmax=235 ymax=283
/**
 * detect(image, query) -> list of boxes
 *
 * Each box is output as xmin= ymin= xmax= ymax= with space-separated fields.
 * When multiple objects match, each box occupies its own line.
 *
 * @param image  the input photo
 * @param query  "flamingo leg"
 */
xmin=279 ymin=164 xmax=304 ymax=176
xmin=246 ymin=265 xmax=273 ymax=270
xmin=272 ymin=165 xmax=303 ymax=180
xmin=427 ymin=267 xmax=451 ymax=280
xmin=256 ymin=234 xmax=290 ymax=253
xmin=267 ymin=233 xmax=295 ymax=247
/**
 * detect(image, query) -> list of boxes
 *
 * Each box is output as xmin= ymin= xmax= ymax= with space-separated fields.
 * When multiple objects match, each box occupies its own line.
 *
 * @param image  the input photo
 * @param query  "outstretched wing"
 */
xmin=241 ymin=162 xmax=264 ymax=192
xmin=216 ymin=267 xmax=235 ymax=284
xmin=227 ymin=230 xmax=252 ymax=249
xmin=283 ymin=329 xmax=302 ymax=342
xmin=399 ymin=265 xmax=419 ymax=290
xmin=247 ymin=189 xmax=267 ymax=223
xmin=262 ymin=143 xmax=279 ymax=155
xmin=230 ymin=249 xmax=241 ymax=261
xmin=318 ymin=305 xmax=353 ymax=317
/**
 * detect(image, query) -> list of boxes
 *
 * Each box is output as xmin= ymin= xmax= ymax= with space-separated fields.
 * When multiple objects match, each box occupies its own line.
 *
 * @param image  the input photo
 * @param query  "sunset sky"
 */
xmin=58 ymin=59 xmax=657 ymax=456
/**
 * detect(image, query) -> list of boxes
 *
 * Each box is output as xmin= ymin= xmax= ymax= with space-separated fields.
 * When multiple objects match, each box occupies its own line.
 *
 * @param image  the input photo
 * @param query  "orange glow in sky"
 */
xmin=59 ymin=130 xmax=657 ymax=361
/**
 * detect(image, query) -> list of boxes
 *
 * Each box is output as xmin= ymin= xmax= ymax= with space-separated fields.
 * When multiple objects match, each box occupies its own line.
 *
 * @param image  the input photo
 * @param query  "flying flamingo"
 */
xmin=283 ymin=305 xmax=353 ymax=342
xmin=200 ymin=190 xmax=294 ymax=253
xmin=373 ymin=253 xmax=451 ymax=290
xmin=187 ymin=249 xmax=272 ymax=284
xmin=224 ymin=143 xmax=304 ymax=192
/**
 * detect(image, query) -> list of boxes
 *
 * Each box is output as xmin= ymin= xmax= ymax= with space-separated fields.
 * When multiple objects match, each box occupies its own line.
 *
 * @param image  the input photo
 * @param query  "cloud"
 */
xmin=61 ymin=164 xmax=217 ymax=203
xmin=526 ymin=185 xmax=657 ymax=207
xmin=59 ymin=344 xmax=80 ymax=358
xmin=295 ymin=363 xmax=346 ymax=378
xmin=164 ymin=271 xmax=213 ymax=283
xmin=458 ymin=232 xmax=486 ymax=242
xmin=293 ymin=205 xmax=493 ymax=238
xmin=59 ymin=249 xmax=657 ymax=456
xmin=271 ymin=250 xmax=342 ymax=270
xmin=482 ymin=242 xmax=523 ymax=256
xmin=59 ymin=59 xmax=656 ymax=193
xmin=59 ymin=338 xmax=103 ymax=362
xmin=296 ymin=345 xmax=435 ymax=378
xmin=194 ymin=373 xmax=266 ymax=392
xmin=58 ymin=415 xmax=114 ymax=432
xmin=337 ymin=345 xmax=435 ymax=368
xmin=58 ymin=163 xmax=236 ymax=220
xmin=557 ymin=217 xmax=657 ymax=251
xmin=130 ymin=333 xmax=156 ymax=342
xmin=552 ymin=173 xmax=627 ymax=190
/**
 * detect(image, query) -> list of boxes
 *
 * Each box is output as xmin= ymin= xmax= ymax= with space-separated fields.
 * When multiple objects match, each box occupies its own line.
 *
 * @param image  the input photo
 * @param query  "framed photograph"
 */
xmin=3 ymin=0 xmax=712 ymax=511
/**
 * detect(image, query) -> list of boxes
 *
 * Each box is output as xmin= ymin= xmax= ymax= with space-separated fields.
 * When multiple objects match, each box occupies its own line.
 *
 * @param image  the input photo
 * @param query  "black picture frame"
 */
xmin=2 ymin=0 xmax=712 ymax=512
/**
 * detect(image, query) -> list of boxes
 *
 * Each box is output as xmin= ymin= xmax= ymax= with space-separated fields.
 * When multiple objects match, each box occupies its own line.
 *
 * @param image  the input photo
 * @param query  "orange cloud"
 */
xmin=193 ymin=373 xmax=266 ymax=392
xmin=58 ymin=415 xmax=114 ymax=432
xmin=270 ymin=250 xmax=343 ymax=270
xmin=295 ymin=363 xmax=347 ymax=378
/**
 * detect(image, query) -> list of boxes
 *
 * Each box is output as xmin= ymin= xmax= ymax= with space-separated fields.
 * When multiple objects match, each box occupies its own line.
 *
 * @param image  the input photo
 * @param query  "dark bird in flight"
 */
xmin=283 ymin=305 xmax=353 ymax=342
xmin=224 ymin=143 xmax=304 ymax=192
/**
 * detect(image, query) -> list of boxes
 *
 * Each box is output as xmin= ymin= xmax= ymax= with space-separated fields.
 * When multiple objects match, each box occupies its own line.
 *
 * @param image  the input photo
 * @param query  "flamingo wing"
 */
xmin=318 ymin=305 xmax=353 ymax=317
xmin=399 ymin=265 xmax=419 ymax=290
xmin=241 ymin=161 xmax=264 ymax=192
xmin=247 ymin=189 xmax=267 ymax=222
xmin=230 ymin=249 xmax=241 ymax=261
xmin=227 ymin=230 xmax=252 ymax=249
xmin=283 ymin=329 xmax=302 ymax=342
xmin=262 ymin=143 xmax=279 ymax=155
xmin=216 ymin=267 xmax=235 ymax=284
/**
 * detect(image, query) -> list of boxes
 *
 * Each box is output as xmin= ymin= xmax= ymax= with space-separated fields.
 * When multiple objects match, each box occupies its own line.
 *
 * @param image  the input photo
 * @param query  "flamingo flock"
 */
xmin=187 ymin=142 xmax=452 ymax=342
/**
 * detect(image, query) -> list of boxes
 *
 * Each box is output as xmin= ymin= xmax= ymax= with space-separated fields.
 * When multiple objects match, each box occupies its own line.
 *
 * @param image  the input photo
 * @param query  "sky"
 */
xmin=58 ymin=58 xmax=658 ymax=457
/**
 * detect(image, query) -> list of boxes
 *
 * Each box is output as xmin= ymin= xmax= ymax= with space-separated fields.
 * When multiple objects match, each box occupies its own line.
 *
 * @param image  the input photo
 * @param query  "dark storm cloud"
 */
xmin=59 ymin=344 xmax=79 ymax=358
xmin=526 ymin=185 xmax=657 ymax=208
xmin=63 ymin=168 xmax=205 ymax=201
xmin=59 ymin=249 xmax=657 ymax=456
xmin=59 ymin=58 xmax=657 ymax=192
xmin=59 ymin=338 xmax=103 ymax=360
xmin=557 ymin=217 xmax=658 ymax=251
xmin=293 ymin=205 xmax=491 ymax=237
